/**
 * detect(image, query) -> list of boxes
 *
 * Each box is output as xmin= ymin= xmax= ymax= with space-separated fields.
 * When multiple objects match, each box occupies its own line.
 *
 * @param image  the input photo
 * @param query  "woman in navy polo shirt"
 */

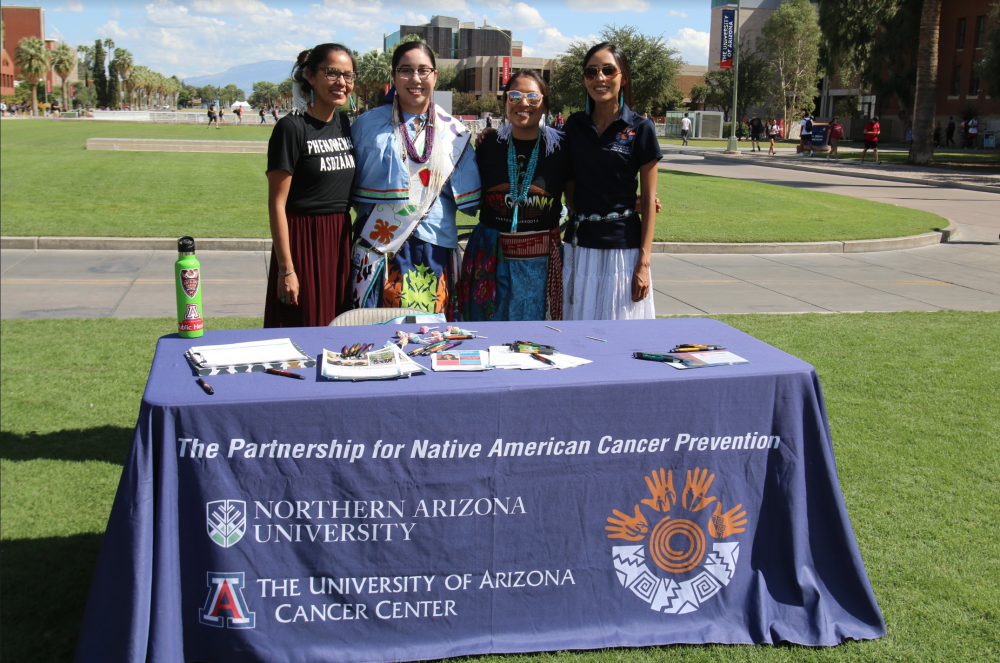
xmin=563 ymin=43 xmax=661 ymax=320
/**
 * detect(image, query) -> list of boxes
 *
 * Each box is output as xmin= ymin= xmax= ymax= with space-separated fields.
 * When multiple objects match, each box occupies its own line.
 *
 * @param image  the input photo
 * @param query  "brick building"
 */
xmin=1 ymin=4 xmax=45 ymax=80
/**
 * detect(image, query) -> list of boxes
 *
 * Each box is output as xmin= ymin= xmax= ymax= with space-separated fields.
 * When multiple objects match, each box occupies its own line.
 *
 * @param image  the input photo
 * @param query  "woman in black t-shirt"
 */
xmin=264 ymin=43 xmax=358 ymax=327
xmin=457 ymin=71 xmax=573 ymax=321
xmin=562 ymin=43 xmax=662 ymax=320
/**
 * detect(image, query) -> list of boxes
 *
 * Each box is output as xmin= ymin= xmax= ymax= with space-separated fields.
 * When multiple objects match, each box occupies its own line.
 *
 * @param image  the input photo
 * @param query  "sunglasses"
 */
xmin=319 ymin=67 xmax=356 ymax=83
xmin=506 ymin=91 xmax=543 ymax=107
xmin=584 ymin=64 xmax=620 ymax=80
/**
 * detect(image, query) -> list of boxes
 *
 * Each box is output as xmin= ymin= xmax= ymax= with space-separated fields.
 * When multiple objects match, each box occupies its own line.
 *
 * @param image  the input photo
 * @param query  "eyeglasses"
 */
xmin=583 ymin=64 xmax=620 ymax=80
xmin=319 ymin=68 xmax=356 ymax=83
xmin=395 ymin=67 xmax=436 ymax=79
xmin=506 ymin=91 xmax=543 ymax=107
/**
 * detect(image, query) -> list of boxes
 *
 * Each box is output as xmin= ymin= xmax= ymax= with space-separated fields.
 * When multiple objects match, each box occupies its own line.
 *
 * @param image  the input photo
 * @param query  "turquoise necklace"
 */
xmin=507 ymin=132 xmax=542 ymax=232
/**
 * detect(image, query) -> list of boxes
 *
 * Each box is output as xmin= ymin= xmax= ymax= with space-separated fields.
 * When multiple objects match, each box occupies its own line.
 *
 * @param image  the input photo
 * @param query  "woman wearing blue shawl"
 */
xmin=350 ymin=42 xmax=481 ymax=318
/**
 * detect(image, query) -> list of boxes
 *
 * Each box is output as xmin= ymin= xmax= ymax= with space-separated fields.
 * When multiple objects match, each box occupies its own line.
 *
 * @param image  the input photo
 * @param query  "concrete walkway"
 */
xmin=2 ymin=156 xmax=997 ymax=319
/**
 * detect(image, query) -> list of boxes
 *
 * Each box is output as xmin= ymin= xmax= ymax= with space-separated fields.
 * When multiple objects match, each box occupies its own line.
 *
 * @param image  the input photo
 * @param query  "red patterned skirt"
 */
xmin=264 ymin=212 xmax=352 ymax=328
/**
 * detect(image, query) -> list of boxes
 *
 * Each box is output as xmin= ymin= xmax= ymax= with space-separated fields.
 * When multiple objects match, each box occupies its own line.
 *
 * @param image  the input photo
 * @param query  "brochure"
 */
xmin=431 ymin=350 xmax=492 ymax=372
xmin=321 ymin=345 xmax=424 ymax=381
xmin=487 ymin=346 xmax=592 ymax=370
xmin=665 ymin=350 xmax=749 ymax=370
xmin=186 ymin=338 xmax=315 ymax=376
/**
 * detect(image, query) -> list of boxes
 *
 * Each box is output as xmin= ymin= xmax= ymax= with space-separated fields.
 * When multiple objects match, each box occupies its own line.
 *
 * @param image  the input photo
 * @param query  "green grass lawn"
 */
xmin=2 ymin=313 xmax=998 ymax=661
xmin=1 ymin=121 xmax=945 ymax=242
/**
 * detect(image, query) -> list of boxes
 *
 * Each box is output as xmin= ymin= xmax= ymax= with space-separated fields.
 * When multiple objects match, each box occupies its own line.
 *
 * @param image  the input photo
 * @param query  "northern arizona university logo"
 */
xmin=207 ymin=500 xmax=246 ymax=548
xmin=607 ymin=467 xmax=747 ymax=614
xmin=199 ymin=572 xmax=256 ymax=628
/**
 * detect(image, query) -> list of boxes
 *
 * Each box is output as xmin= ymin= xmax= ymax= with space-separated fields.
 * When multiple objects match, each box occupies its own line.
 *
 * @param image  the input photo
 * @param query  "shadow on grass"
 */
xmin=0 ymin=533 xmax=103 ymax=663
xmin=0 ymin=426 xmax=132 ymax=463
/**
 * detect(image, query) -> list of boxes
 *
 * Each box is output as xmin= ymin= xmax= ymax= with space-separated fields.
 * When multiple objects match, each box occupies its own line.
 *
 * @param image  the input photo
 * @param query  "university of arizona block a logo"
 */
xmin=199 ymin=572 xmax=256 ymax=628
xmin=207 ymin=500 xmax=246 ymax=548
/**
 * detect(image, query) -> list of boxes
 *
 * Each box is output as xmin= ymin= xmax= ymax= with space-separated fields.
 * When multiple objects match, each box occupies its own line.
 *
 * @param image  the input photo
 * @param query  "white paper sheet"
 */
xmin=189 ymin=338 xmax=310 ymax=368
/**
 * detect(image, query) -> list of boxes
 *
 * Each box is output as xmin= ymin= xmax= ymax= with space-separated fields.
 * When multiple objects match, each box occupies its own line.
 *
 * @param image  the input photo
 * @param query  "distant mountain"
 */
xmin=182 ymin=60 xmax=294 ymax=97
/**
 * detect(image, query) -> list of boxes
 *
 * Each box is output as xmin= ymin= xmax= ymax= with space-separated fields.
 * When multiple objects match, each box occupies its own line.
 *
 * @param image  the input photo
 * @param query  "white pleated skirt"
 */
xmin=562 ymin=246 xmax=655 ymax=320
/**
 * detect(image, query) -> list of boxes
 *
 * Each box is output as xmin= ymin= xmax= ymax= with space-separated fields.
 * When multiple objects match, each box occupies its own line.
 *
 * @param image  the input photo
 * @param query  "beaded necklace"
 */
xmin=507 ymin=132 xmax=542 ymax=232
xmin=399 ymin=103 xmax=435 ymax=164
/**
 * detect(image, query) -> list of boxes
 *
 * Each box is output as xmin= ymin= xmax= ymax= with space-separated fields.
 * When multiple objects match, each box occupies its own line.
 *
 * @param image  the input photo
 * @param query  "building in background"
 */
xmin=1 ymin=4 xmax=45 ymax=80
xmin=708 ymin=0 xmax=782 ymax=71
xmin=679 ymin=64 xmax=708 ymax=109
xmin=1 ymin=48 xmax=14 ymax=96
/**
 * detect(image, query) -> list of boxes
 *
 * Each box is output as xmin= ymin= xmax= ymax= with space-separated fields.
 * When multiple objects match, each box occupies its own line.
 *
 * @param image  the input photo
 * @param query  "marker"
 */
xmin=545 ymin=325 xmax=562 ymax=332
xmin=433 ymin=341 xmax=462 ymax=353
xmin=266 ymin=368 xmax=306 ymax=380
xmin=672 ymin=345 xmax=726 ymax=352
xmin=633 ymin=352 xmax=684 ymax=364
xmin=586 ymin=336 xmax=607 ymax=342
xmin=196 ymin=377 xmax=215 ymax=395
xmin=531 ymin=352 xmax=556 ymax=366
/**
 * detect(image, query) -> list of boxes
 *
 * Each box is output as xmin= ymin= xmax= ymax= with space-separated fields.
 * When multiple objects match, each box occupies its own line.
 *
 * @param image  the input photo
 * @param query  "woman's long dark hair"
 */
xmin=292 ymin=43 xmax=358 ymax=96
xmin=392 ymin=41 xmax=437 ymax=71
xmin=583 ymin=42 xmax=632 ymax=108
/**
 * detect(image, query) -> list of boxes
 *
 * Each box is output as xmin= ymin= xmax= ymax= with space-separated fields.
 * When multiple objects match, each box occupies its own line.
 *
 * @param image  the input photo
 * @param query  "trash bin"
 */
xmin=984 ymin=132 xmax=996 ymax=149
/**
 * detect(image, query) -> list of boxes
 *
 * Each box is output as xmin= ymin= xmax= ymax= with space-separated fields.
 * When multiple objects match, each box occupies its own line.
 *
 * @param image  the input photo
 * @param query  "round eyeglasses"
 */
xmin=506 ymin=91 xmax=543 ymax=107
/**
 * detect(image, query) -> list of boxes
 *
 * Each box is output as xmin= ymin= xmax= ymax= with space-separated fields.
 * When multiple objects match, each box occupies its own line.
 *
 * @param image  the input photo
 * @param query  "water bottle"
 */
xmin=175 ymin=236 xmax=204 ymax=337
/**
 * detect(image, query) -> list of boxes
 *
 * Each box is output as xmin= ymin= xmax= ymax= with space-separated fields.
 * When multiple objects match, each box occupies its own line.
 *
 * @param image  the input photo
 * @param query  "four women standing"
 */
xmin=264 ymin=39 xmax=662 ymax=327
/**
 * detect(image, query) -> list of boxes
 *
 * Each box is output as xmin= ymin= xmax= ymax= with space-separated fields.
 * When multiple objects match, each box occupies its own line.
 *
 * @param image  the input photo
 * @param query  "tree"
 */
xmin=106 ymin=55 xmax=121 ymax=109
xmin=51 ymin=43 xmax=77 ymax=111
xmin=357 ymin=49 xmax=392 ymax=107
xmin=76 ymin=44 xmax=93 ymax=87
xmin=476 ymin=93 xmax=502 ymax=116
xmin=549 ymin=24 xmax=683 ymax=115
xmin=277 ymin=78 xmax=293 ymax=109
xmin=250 ymin=80 xmax=278 ymax=108
xmin=909 ymin=0 xmax=942 ymax=164
xmin=91 ymin=39 xmax=108 ymax=107
xmin=14 ymin=37 xmax=50 ymax=115
xmin=451 ymin=91 xmax=478 ymax=115
xmin=761 ymin=0 xmax=821 ymax=136
xmin=689 ymin=37 xmax=773 ymax=120
xmin=436 ymin=66 xmax=459 ymax=91
xmin=113 ymin=48 xmax=133 ymax=109
xmin=976 ymin=2 xmax=1000 ymax=100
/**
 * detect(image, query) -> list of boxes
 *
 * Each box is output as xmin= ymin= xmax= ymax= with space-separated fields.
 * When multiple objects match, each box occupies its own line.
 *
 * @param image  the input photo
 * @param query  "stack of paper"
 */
xmin=431 ymin=350 xmax=492 ymax=372
xmin=321 ymin=345 xmax=424 ymax=381
xmin=487 ymin=346 xmax=591 ymax=370
xmin=186 ymin=338 xmax=315 ymax=376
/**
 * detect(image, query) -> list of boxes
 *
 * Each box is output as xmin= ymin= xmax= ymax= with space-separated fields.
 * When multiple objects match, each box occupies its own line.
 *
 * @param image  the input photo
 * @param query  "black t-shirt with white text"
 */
xmin=266 ymin=111 xmax=355 ymax=215
xmin=476 ymin=132 xmax=572 ymax=233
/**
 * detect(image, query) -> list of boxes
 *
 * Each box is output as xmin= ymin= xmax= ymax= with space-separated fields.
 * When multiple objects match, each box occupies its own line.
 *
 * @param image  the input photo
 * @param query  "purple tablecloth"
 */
xmin=76 ymin=318 xmax=884 ymax=663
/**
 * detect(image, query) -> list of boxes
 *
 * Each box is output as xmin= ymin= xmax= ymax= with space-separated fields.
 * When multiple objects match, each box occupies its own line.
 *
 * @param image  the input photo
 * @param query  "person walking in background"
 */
xmin=799 ymin=112 xmax=814 ymax=156
xmin=486 ymin=114 xmax=493 ymax=129
xmin=556 ymin=112 xmax=564 ymax=129
xmin=680 ymin=112 xmax=691 ymax=146
xmin=767 ymin=119 xmax=779 ymax=155
xmin=259 ymin=106 xmax=267 ymax=124
xmin=272 ymin=107 xmax=279 ymax=123
xmin=860 ymin=116 xmax=881 ymax=164
xmin=945 ymin=116 xmax=955 ymax=146
xmin=207 ymin=103 xmax=219 ymax=130
xmin=219 ymin=107 xmax=226 ymax=124
xmin=264 ymin=43 xmax=358 ymax=328
xmin=828 ymin=116 xmax=844 ymax=160
xmin=748 ymin=114 xmax=764 ymax=152
xmin=967 ymin=115 xmax=979 ymax=149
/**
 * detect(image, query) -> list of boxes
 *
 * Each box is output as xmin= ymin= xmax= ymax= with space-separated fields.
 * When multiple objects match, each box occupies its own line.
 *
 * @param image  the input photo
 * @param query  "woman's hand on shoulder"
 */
xmin=476 ymin=128 xmax=496 ymax=147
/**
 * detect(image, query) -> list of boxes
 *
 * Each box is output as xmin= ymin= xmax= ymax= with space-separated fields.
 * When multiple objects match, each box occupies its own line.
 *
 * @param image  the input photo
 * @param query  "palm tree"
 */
xmin=909 ymin=0 xmax=942 ymax=165
xmin=15 ymin=36 xmax=50 ymax=116
xmin=358 ymin=49 xmax=392 ymax=107
xmin=76 ymin=44 xmax=93 ymax=87
xmin=114 ymin=48 xmax=134 ymax=108
xmin=277 ymin=78 xmax=294 ymax=109
xmin=128 ymin=65 xmax=148 ymax=108
xmin=51 ymin=43 xmax=77 ymax=111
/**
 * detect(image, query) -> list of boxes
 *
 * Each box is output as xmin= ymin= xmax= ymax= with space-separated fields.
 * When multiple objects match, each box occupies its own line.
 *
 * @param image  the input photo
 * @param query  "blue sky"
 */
xmin=38 ymin=1 xmax=711 ymax=79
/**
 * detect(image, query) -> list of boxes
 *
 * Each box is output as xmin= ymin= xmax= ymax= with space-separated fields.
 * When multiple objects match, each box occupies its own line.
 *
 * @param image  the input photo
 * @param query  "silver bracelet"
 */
xmin=279 ymin=268 xmax=296 ymax=277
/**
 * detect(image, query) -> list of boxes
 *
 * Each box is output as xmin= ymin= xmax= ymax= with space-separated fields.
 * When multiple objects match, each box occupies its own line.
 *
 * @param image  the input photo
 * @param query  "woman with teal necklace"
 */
xmin=458 ymin=70 xmax=573 ymax=321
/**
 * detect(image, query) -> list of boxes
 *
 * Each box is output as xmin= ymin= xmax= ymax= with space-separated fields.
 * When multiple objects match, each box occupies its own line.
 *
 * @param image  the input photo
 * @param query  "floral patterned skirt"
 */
xmin=359 ymin=236 xmax=456 ymax=320
xmin=457 ymin=224 xmax=563 ymax=322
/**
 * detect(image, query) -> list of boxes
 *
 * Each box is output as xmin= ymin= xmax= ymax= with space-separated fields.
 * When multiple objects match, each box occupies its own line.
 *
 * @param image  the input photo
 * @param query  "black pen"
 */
xmin=196 ymin=377 xmax=215 ymax=394
xmin=531 ymin=352 xmax=556 ymax=366
xmin=265 ymin=368 xmax=306 ymax=380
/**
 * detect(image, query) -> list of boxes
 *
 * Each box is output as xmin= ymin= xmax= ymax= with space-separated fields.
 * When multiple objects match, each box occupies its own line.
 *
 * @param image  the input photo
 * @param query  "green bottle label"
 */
xmin=175 ymin=256 xmax=204 ymax=337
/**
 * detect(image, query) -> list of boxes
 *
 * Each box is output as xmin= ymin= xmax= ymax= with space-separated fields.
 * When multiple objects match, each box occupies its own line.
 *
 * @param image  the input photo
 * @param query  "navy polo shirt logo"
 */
xmin=611 ymin=127 xmax=636 ymax=155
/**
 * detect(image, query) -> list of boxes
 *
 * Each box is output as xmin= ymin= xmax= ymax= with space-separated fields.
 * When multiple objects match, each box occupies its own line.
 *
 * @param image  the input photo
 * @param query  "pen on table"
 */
xmin=434 ymin=341 xmax=462 ymax=353
xmin=196 ymin=377 xmax=215 ymax=395
xmin=633 ymin=352 xmax=684 ymax=363
xmin=531 ymin=352 xmax=556 ymax=366
xmin=586 ymin=336 xmax=607 ymax=342
xmin=673 ymin=345 xmax=726 ymax=352
xmin=265 ymin=368 xmax=306 ymax=380
xmin=545 ymin=325 xmax=562 ymax=332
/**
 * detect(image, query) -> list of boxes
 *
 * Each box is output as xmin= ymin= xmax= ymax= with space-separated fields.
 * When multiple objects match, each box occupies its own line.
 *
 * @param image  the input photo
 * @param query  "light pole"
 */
xmin=725 ymin=0 xmax=742 ymax=154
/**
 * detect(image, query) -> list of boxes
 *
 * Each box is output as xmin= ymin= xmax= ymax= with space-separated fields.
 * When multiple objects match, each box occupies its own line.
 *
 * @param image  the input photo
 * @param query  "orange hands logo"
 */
xmin=682 ymin=467 xmax=718 ymax=512
xmin=606 ymin=504 xmax=649 ymax=541
xmin=641 ymin=468 xmax=676 ymax=513
xmin=709 ymin=502 xmax=748 ymax=538
xmin=369 ymin=218 xmax=400 ymax=244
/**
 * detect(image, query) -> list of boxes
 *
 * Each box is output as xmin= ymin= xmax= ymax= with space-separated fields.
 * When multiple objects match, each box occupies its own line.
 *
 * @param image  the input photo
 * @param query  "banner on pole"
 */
xmin=502 ymin=57 xmax=511 ymax=85
xmin=720 ymin=9 xmax=735 ymax=69
xmin=46 ymin=78 xmax=52 ymax=94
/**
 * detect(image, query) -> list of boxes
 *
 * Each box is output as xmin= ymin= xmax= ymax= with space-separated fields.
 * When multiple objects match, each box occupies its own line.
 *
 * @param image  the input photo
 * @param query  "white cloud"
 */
xmin=97 ymin=20 xmax=131 ymax=39
xmin=564 ymin=0 xmax=650 ymax=13
xmin=531 ymin=27 xmax=599 ymax=58
xmin=53 ymin=1 xmax=85 ymax=13
xmin=667 ymin=10 xmax=688 ymax=18
xmin=47 ymin=25 xmax=67 ymax=42
xmin=666 ymin=27 xmax=709 ymax=65
xmin=493 ymin=2 xmax=548 ymax=30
